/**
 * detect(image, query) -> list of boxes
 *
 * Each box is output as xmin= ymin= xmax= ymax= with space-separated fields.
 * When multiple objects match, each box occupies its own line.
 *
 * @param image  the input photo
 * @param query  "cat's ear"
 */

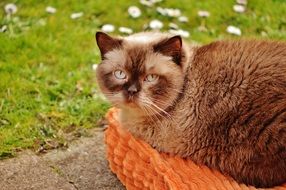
xmin=153 ymin=35 xmax=182 ymax=65
xmin=95 ymin=32 xmax=122 ymax=60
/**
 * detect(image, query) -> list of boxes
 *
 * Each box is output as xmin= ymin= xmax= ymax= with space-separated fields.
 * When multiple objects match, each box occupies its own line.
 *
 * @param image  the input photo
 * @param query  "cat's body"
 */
xmin=95 ymin=32 xmax=286 ymax=188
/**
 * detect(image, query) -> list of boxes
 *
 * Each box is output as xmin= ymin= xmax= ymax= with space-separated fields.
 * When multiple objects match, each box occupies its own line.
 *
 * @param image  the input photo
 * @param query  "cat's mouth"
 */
xmin=124 ymin=95 xmax=138 ymax=106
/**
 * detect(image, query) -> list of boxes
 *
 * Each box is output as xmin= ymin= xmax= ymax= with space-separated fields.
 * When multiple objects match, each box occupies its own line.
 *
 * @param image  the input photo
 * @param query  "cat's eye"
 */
xmin=145 ymin=74 xmax=159 ymax=82
xmin=114 ymin=70 xmax=126 ymax=79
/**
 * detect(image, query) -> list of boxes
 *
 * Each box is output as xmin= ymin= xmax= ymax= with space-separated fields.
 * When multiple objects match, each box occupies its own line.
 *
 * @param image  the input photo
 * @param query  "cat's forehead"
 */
xmin=104 ymin=47 xmax=147 ymax=71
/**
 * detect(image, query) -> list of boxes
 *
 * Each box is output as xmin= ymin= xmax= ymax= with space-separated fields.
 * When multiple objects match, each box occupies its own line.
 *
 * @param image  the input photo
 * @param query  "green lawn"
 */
xmin=0 ymin=0 xmax=285 ymax=159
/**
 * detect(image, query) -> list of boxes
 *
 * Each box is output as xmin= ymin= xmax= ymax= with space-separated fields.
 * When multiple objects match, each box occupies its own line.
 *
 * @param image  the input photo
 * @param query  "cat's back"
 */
xmin=192 ymin=39 xmax=286 ymax=71
xmin=188 ymin=39 xmax=286 ymax=145
xmin=191 ymin=40 xmax=286 ymax=91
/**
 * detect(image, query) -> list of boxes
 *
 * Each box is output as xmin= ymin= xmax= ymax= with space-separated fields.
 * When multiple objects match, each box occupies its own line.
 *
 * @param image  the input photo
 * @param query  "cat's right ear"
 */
xmin=95 ymin=32 xmax=122 ymax=60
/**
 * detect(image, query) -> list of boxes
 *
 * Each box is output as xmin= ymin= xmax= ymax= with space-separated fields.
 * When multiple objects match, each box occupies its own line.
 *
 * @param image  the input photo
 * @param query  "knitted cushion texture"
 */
xmin=105 ymin=108 xmax=286 ymax=190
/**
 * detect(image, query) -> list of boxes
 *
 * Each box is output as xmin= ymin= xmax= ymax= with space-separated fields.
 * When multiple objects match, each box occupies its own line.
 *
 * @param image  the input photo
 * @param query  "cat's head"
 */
xmin=95 ymin=32 xmax=189 ymax=115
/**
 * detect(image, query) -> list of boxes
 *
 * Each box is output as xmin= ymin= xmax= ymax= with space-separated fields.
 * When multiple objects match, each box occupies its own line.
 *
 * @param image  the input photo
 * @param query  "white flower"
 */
xmin=0 ymin=25 xmax=7 ymax=33
xmin=46 ymin=6 xmax=56 ymax=14
xmin=169 ymin=29 xmax=190 ymax=38
xmin=4 ymin=3 xmax=17 ymax=15
xmin=92 ymin=64 xmax=98 ymax=71
xmin=149 ymin=19 xmax=163 ymax=30
xmin=140 ymin=0 xmax=162 ymax=6
xmin=236 ymin=0 xmax=247 ymax=5
xmin=128 ymin=6 xmax=141 ymax=18
xmin=70 ymin=12 xmax=83 ymax=19
xmin=233 ymin=4 xmax=245 ymax=13
xmin=119 ymin=27 xmax=133 ymax=34
xmin=198 ymin=10 xmax=210 ymax=18
xmin=156 ymin=7 xmax=181 ymax=17
xmin=140 ymin=0 xmax=153 ymax=7
xmin=156 ymin=7 xmax=167 ymax=15
xmin=226 ymin=25 xmax=242 ymax=36
xmin=169 ymin=23 xmax=178 ymax=29
xmin=166 ymin=8 xmax=181 ymax=17
xmin=178 ymin=16 xmax=188 ymax=23
xmin=101 ymin=24 xmax=115 ymax=33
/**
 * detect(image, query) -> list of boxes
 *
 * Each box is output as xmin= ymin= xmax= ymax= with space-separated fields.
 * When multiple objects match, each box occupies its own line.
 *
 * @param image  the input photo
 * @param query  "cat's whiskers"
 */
xmin=141 ymin=105 xmax=161 ymax=130
xmin=151 ymin=99 xmax=175 ymax=120
xmin=145 ymin=98 xmax=173 ymax=120
xmin=144 ymin=98 xmax=170 ymax=116
xmin=140 ymin=97 xmax=173 ymax=125
xmin=142 ymin=102 xmax=165 ymax=129
xmin=139 ymin=97 xmax=165 ymax=120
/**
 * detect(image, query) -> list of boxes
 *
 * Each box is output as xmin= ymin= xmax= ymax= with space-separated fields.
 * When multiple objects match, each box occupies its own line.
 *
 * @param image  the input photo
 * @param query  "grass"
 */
xmin=0 ymin=0 xmax=285 ymax=159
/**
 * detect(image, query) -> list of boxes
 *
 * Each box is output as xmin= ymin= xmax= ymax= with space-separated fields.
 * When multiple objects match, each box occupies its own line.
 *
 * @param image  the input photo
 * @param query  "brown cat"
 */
xmin=95 ymin=31 xmax=286 ymax=188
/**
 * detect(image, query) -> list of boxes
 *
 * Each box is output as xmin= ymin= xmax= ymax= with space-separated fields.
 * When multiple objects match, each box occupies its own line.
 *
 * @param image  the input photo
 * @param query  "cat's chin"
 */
xmin=113 ymin=102 xmax=140 ymax=110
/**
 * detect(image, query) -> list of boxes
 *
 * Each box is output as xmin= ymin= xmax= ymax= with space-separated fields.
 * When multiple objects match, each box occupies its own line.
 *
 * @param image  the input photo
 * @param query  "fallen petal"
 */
xmin=226 ymin=25 xmax=242 ymax=36
xmin=119 ymin=27 xmax=133 ymax=34
xmin=128 ymin=6 xmax=141 ymax=18
xmin=70 ymin=12 xmax=83 ymax=19
xmin=149 ymin=19 xmax=163 ymax=30
xmin=46 ymin=6 xmax=57 ymax=14
xmin=4 ymin=3 xmax=17 ymax=14
xmin=233 ymin=4 xmax=246 ymax=13
xmin=101 ymin=24 xmax=115 ymax=33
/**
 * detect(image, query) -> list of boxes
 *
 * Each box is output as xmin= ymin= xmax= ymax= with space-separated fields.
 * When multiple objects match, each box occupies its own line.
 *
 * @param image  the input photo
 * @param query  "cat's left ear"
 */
xmin=96 ymin=32 xmax=122 ymax=60
xmin=153 ymin=35 xmax=182 ymax=65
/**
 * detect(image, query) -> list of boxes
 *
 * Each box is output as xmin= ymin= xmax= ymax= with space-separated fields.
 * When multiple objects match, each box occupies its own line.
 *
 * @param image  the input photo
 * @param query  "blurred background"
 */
xmin=0 ymin=0 xmax=285 ymax=159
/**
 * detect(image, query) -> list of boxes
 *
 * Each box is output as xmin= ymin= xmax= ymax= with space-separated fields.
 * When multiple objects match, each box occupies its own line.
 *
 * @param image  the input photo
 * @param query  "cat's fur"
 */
xmin=95 ymin=31 xmax=286 ymax=188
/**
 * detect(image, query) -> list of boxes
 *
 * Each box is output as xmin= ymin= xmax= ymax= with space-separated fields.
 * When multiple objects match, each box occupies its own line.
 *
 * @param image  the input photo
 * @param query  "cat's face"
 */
xmin=95 ymin=32 xmax=186 ymax=115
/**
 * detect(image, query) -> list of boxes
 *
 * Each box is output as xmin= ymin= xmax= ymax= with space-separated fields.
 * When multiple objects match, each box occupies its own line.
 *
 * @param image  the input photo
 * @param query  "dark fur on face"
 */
xmin=95 ymin=32 xmax=286 ymax=188
xmin=95 ymin=32 xmax=186 ymax=112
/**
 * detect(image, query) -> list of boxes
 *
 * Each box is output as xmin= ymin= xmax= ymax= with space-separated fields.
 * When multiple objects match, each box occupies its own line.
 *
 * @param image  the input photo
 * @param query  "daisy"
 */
xmin=46 ymin=6 xmax=57 ymax=14
xmin=149 ymin=19 xmax=163 ymax=30
xmin=226 ymin=25 xmax=242 ymax=36
xmin=70 ymin=12 xmax=83 ymax=19
xmin=4 ymin=3 xmax=17 ymax=15
xmin=101 ymin=24 xmax=115 ymax=33
xmin=198 ymin=10 xmax=210 ymax=18
xmin=128 ymin=6 xmax=141 ymax=18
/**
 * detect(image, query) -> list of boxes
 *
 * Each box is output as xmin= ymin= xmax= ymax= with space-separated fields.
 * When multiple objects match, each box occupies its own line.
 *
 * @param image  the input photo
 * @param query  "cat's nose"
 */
xmin=127 ymin=84 xmax=138 ymax=95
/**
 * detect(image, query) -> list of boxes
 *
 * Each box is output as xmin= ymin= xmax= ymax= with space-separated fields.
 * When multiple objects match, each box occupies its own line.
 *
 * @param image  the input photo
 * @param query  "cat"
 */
xmin=95 ymin=31 xmax=286 ymax=188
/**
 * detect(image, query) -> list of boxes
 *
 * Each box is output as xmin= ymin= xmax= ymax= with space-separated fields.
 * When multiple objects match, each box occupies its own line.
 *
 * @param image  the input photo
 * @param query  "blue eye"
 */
xmin=114 ymin=70 xmax=126 ymax=79
xmin=145 ymin=74 xmax=159 ymax=82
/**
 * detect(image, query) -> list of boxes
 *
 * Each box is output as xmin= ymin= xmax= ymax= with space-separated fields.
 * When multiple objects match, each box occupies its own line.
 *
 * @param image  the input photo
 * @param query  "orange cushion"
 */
xmin=105 ymin=108 xmax=286 ymax=190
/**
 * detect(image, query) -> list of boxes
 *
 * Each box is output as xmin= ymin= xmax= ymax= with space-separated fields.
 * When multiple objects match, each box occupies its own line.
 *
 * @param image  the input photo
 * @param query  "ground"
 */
xmin=0 ymin=128 xmax=125 ymax=190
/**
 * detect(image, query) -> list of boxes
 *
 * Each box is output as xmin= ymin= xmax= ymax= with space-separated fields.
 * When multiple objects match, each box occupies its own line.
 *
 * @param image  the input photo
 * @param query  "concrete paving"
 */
xmin=0 ymin=129 xmax=125 ymax=190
